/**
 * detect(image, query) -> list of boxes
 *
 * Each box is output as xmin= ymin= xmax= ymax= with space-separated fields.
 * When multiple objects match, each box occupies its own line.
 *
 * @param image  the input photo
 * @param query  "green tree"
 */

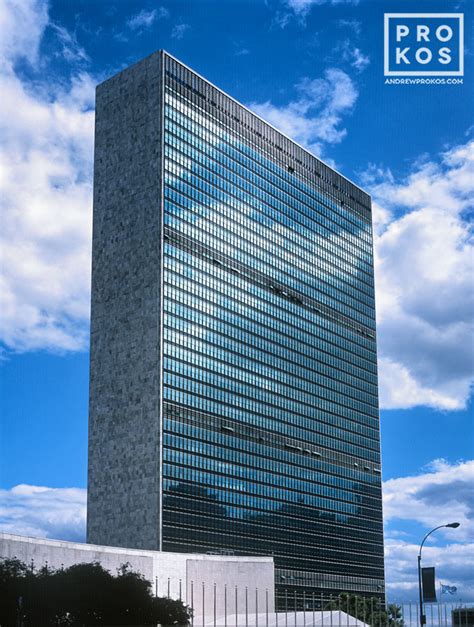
xmin=326 ymin=593 xmax=404 ymax=627
xmin=0 ymin=557 xmax=192 ymax=626
xmin=386 ymin=603 xmax=404 ymax=627
xmin=0 ymin=557 xmax=31 ymax=627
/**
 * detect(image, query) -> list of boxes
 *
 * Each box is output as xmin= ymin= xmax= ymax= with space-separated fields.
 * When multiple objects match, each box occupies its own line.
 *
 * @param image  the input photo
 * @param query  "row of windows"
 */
xmin=164 ymin=91 xmax=372 ymax=244
xmin=163 ymin=184 xmax=375 ymax=311
xmin=165 ymin=94 xmax=368 ymax=238
xmin=162 ymin=517 xmax=383 ymax=568
xmin=164 ymin=307 xmax=377 ymax=401
xmin=164 ymin=340 xmax=379 ymax=446
xmin=164 ymin=72 xmax=371 ymax=220
xmin=162 ymin=467 xmax=380 ymax=522
xmin=164 ymin=297 xmax=378 ymax=388
xmin=163 ymin=246 xmax=376 ymax=376
xmin=164 ymin=164 xmax=373 ymax=290
xmin=163 ymin=248 xmax=377 ymax=359
xmin=164 ymin=181 xmax=374 ymax=300
xmin=163 ymin=292 xmax=377 ymax=418
xmin=164 ymin=167 xmax=375 ymax=328
xmin=163 ymin=364 xmax=378 ymax=452
xmin=168 ymin=346 xmax=378 ymax=439
xmin=162 ymin=525 xmax=384 ymax=575
xmin=163 ymin=416 xmax=381 ymax=486
xmin=162 ymin=508 xmax=384 ymax=555
xmin=163 ymin=379 xmax=379 ymax=460
xmin=164 ymin=324 xmax=379 ymax=416
xmin=164 ymin=241 xmax=376 ymax=354
xmin=276 ymin=566 xmax=384 ymax=588
xmin=163 ymin=432 xmax=380 ymax=503
xmin=163 ymin=130 xmax=374 ymax=288
xmin=162 ymin=115 xmax=373 ymax=263
xmin=163 ymin=447 xmax=382 ymax=508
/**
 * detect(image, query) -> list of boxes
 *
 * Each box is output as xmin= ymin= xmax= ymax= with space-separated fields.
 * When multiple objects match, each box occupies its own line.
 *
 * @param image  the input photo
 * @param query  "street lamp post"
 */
xmin=417 ymin=522 xmax=460 ymax=627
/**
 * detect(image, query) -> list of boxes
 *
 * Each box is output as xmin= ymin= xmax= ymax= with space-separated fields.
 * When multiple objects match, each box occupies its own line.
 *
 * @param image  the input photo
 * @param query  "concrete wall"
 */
xmin=0 ymin=533 xmax=274 ymax=617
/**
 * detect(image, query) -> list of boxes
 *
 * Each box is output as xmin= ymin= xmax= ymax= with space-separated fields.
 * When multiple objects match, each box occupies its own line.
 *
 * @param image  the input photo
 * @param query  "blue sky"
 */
xmin=0 ymin=0 xmax=473 ymax=601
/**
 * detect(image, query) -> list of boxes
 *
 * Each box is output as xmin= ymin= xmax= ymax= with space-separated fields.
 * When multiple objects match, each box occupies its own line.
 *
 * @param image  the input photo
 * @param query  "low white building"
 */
xmin=0 ymin=533 xmax=371 ymax=627
xmin=0 ymin=532 xmax=274 ymax=619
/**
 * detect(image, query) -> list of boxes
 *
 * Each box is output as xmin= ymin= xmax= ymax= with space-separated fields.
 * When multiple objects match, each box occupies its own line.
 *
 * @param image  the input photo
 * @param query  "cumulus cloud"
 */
xmin=249 ymin=68 xmax=357 ymax=157
xmin=0 ymin=0 xmax=94 ymax=353
xmin=0 ymin=485 xmax=86 ymax=542
xmin=366 ymin=139 xmax=474 ymax=410
xmin=382 ymin=460 xmax=474 ymax=600
xmin=385 ymin=539 xmax=474 ymax=601
xmin=349 ymin=48 xmax=369 ymax=72
xmin=0 ymin=0 xmax=48 ymax=66
xmin=383 ymin=459 xmax=474 ymax=542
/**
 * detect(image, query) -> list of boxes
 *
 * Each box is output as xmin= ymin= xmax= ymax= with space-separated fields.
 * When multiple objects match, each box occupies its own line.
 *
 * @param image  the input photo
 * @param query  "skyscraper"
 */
xmin=87 ymin=50 xmax=385 ymax=602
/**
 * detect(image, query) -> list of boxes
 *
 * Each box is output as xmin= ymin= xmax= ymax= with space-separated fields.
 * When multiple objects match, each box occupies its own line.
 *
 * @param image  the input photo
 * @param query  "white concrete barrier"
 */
xmin=0 ymin=532 xmax=275 ymax=618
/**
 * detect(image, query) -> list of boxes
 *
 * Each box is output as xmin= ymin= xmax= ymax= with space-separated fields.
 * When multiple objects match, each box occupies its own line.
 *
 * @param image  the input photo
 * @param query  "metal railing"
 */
xmin=389 ymin=603 xmax=473 ymax=627
xmin=153 ymin=578 xmax=473 ymax=627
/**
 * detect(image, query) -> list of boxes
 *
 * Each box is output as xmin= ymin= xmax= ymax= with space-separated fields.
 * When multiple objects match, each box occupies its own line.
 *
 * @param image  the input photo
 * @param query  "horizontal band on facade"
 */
xmin=164 ymin=226 xmax=377 ymax=341
xmin=163 ymin=402 xmax=382 ymax=477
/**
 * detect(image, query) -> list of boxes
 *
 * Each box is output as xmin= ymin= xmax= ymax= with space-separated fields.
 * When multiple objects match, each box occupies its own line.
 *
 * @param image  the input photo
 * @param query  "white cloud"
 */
xmin=285 ymin=0 xmax=359 ymax=18
xmin=0 ymin=0 xmax=94 ymax=353
xmin=0 ymin=485 xmax=86 ymax=542
xmin=338 ymin=19 xmax=361 ymax=35
xmin=382 ymin=460 xmax=474 ymax=600
xmin=50 ymin=23 xmax=89 ymax=63
xmin=366 ymin=139 xmax=474 ymax=410
xmin=171 ymin=22 xmax=190 ymax=40
xmin=385 ymin=539 xmax=474 ymax=601
xmin=383 ymin=459 xmax=474 ymax=542
xmin=330 ymin=39 xmax=370 ymax=72
xmin=249 ymin=68 xmax=357 ymax=157
xmin=127 ymin=7 xmax=168 ymax=31
xmin=350 ymin=47 xmax=370 ymax=71
xmin=0 ymin=0 xmax=48 ymax=67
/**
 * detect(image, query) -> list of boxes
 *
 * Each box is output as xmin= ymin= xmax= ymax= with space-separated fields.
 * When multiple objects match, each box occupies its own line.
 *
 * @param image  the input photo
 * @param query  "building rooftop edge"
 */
xmin=161 ymin=50 xmax=370 ymax=203
xmin=0 ymin=533 xmax=274 ymax=562
xmin=98 ymin=49 xmax=370 ymax=205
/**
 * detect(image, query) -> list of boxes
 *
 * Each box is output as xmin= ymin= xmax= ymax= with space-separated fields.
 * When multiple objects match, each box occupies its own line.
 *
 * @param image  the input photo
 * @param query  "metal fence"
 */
xmin=151 ymin=579 xmax=472 ymax=627
xmin=388 ymin=603 xmax=473 ymax=627
xmin=153 ymin=579 xmax=474 ymax=627
xmin=11 ymin=574 xmax=474 ymax=627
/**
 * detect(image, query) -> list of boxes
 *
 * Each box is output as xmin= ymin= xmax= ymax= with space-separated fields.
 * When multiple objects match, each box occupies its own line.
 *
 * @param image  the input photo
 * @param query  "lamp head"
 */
xmin=446 ymin=522 xmax=460 ymax=528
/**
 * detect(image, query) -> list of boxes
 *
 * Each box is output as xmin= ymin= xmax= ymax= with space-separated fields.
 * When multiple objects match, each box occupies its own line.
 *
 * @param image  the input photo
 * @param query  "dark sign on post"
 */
xmin=422 ymin=567 xmax=437 ymax=602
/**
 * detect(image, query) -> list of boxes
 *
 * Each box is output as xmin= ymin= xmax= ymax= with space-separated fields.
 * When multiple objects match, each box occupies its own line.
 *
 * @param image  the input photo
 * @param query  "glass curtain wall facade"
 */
xmin=160 ymin=54 xmax=385 ymax=602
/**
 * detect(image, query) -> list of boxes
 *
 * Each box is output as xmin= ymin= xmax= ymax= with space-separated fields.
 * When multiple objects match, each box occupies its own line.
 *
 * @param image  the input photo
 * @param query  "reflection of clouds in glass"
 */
xmin=167 ymin=198 xmax=373 ymax=326
xmin=165 ymin=92 xmax=223 ymax=145
xmin=165 ymin=88 xmax=372 ymax=301
xmin=164 ymin=149 xmax=192 ymax=184
xmin=162 ymin=90 xmax=376 ymax=530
